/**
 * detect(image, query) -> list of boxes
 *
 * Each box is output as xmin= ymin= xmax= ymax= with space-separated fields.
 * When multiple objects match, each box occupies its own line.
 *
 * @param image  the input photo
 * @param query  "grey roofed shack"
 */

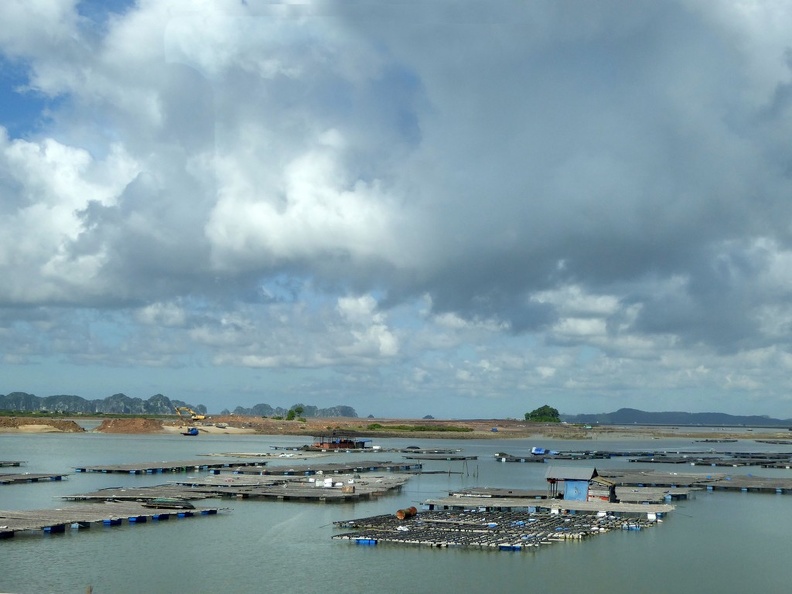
xmin=543 ymin=467 xmax=621 ymax=503
xmin=545 ymin=466 xmax=600 ymax=501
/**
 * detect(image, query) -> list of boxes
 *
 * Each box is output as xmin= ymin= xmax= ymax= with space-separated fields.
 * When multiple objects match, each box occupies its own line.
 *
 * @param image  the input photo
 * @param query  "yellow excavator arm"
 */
xmin=175 ymin=406 xmax=207 ymax=421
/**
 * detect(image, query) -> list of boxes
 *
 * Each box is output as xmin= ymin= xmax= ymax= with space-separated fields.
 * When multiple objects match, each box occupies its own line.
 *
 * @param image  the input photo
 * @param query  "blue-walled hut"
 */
xmin=545 ymin=466 xmax=600 ymax=501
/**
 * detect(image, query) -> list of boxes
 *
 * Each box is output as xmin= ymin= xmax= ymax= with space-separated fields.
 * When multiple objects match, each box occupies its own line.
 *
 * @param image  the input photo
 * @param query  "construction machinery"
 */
xmin=174 ymin=406 xmax=207 ymax=421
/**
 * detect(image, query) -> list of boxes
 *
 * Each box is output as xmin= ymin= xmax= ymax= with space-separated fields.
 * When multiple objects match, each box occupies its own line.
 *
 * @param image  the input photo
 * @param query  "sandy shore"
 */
xmin=4 ymin=424 xmax=70 ymax=433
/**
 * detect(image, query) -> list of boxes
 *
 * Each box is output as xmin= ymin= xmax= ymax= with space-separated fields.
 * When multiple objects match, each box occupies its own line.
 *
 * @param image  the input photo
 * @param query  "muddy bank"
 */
xmin=96 ymin=418 xmax=166 ymax=433
xmin=0 ymin=417 xmax=84 ymax=433
xmin=1 ymin=415 xmax=789 ymax=441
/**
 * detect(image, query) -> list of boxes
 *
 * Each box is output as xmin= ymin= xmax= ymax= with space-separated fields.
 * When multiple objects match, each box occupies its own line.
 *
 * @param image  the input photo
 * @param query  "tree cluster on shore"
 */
xmin=525 ymin=405 xmax=561 ymax=423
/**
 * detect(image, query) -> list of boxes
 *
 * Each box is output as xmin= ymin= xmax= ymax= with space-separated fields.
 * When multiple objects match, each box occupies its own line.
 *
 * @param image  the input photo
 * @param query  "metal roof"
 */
xmin=591 ymin=475 xmax=615 ymax=486
xmin=545 ymin=466 xmax=599 ymax=481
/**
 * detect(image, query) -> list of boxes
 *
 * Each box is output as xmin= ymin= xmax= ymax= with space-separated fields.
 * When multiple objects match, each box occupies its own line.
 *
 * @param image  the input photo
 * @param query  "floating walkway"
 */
xmin=333 ymin=509 xmax=664 ymax=551
xmin=550 ymin=450 xmax=659 ymax=460
xmin=212 ymin=450 xmax=329 ymax=460
xmin=627 ymin=449 xmax=792 ymax=468
xmin=0 ymin=473 xmax=67 ymax=485
xmin=61 ymin=484 xmax=215 ymax=503
xmin=600 ymin=469 xmax=792 ymax=494
xmin=0 ymin=461 xmax=24 ymax=468
xmin=397 ymin=448 xmax=462 ymax=455
xmin=494 ymin=450 xmax=662 ymax=462
xmin=497 ymin=447 xmax=792 ymax=467
xmin=74 ymin=459 xmax=265 ymax=474
xmin=402 ymin=454 xmax=477 ymax=461
xmin=0 ymin=501 xmax=222 ymax=539
xmin=423 ymin=495 xmax=674 ymax=518
xmin=450 ymin=488 xmax=548 ymax=499
xmin=495 ymin=454 xmax=546 ymax=463
xmin=209 ymin=460 xmax=421 ymax=476
xmin=447 ymin=486 xmax=687 ymax=505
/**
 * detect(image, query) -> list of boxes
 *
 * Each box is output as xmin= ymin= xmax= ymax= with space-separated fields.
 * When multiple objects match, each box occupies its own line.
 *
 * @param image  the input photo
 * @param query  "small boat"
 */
xmin=142 ymin=497 xmax=195 ymax=510
xmin=181 ymin=427 xmax=199 ymax=436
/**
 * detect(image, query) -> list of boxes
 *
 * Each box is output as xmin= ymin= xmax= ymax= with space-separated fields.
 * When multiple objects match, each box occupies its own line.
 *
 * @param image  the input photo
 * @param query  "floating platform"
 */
xmin=207 ymin=451 xmax=330 ymax=460
xmin=600 ymin=469 xmax=792 ymax=494
xmin=333 ymin=509 xmax=664 ymax=551
xmin=448 ymin=486 xmax=686 ymax=504
xmin=74 ymin=459 xmax=265 ymax=474
xmin=501 ymin=448 xmax=792 ymax=465
xmin=547 ymin=450 xmax=658 ymax=460
xmin=397 ymin=448 xmax=462 ymax=455
xmin=402 ymin=454 xmax=477 ymax=461
xmin=496 ymin=449 xmax=669 ymax=462
xmin=702 ymin=475 xmax=792 ymax=494
xmin=209 ymin=460 xmax=421 ymax=476
xmin=627 ymin=449 xmax=792 ymax=467
xmin=494 ymin=454 xmax=546 ymax=463
xmin=61 ymin=484 xmax=215 ymax=503
xmin=0 ymin=473 xmax=67 ymax=485
xmin=693 ymin=439 xmax=740 ymax=443
xmin=628 ymin=454 xmax=792 ymax=467
xmin=0 ymin=461 xmax=25 ymax=468
xmin=64 ymin=472 xmax=412 ymax=504
xmin=593 ymin=486 xmax=690 ymax=503
xmin=423 ymin=495 xmax=674 ymax=517
xmin=177 ymin=473 xmax=410 ymax=502
xmin=0 ymin=501 xmax=222 ymax=539
xmin=600 ymin=469 xmax=720 ymax=488
xmin=449 ymin=488 xmax=549 ymax=499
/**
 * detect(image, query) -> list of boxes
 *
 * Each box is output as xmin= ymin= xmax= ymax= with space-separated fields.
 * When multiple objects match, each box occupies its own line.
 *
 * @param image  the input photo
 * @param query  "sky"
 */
xmin=3 ymin=0 xmax=792 ymax=419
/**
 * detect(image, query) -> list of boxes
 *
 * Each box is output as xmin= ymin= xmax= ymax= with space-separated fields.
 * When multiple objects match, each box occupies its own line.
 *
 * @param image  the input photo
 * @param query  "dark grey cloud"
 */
xmin=3 ymin=1 xmax=792 ymax=416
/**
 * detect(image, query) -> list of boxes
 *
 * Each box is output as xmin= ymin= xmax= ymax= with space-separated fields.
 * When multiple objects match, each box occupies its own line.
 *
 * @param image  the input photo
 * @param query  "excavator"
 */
xmin=174 ymin=406 xmax=207 ymax=421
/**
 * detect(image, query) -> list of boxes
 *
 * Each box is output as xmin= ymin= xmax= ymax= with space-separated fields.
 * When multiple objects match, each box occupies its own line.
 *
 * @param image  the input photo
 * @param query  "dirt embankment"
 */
xmin=96 ymin=417 xmax=166 ymax=433
xmin=4 ymin=415 xmax=787 ymax=440
xmin=192 ymin=416 xmax=588 ymax=440
xmin=0 ymin=417 xmax=84 ymax=433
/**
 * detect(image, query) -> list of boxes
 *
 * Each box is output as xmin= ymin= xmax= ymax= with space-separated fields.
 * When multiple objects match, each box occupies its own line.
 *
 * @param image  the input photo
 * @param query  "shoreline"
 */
xmin=1 ymin=415 xmax=791 ymax=441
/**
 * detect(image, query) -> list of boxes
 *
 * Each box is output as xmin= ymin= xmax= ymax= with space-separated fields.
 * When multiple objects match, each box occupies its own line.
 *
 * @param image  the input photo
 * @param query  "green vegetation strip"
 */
xmin=366 ymin=423 xmax=473 ymax=433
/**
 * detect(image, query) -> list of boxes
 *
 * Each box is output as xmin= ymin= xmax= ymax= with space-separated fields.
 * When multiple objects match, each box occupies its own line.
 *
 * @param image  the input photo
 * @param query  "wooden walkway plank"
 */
xmin=0 ymin=473 xmax=67 ymax=485
xmin=212 ymin=460 xmax=421 ymax=476
xmin=74 ymin=459 xmax=264 ymax=474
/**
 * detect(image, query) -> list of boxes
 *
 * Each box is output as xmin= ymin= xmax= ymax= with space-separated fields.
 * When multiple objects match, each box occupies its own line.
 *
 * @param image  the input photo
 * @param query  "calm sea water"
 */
xmin=2 ymin=431 xmax=792 ymax=594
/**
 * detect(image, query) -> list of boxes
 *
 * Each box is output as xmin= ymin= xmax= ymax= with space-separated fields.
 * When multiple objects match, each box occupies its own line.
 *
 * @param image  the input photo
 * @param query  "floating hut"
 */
xmin=308 ymin=431 xmax=373 ymax=451
xmin=545 ymin=466 xmax=599 ymax=501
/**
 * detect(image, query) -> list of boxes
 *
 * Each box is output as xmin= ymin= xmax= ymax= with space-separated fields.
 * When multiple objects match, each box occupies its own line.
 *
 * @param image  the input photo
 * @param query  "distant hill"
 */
xmin=227 ymin=403 xmax=357 ymax=418
xmin=0 ymin=392 xmax=358 ymax=418
xmin=0 ymin=391 xmax=189 ymax=415
xmin=562 ymin=407 xmax=792 ymax=427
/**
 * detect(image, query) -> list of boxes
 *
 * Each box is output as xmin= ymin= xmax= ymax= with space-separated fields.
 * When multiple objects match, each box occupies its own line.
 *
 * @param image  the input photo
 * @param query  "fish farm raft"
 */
xmin=333 ymin=508 xmax=666 ymax=551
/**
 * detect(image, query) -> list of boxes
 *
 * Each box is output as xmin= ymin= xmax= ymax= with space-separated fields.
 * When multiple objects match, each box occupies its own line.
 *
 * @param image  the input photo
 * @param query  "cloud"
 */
xmin=3 ymin=0 xmax=792 ymax=416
